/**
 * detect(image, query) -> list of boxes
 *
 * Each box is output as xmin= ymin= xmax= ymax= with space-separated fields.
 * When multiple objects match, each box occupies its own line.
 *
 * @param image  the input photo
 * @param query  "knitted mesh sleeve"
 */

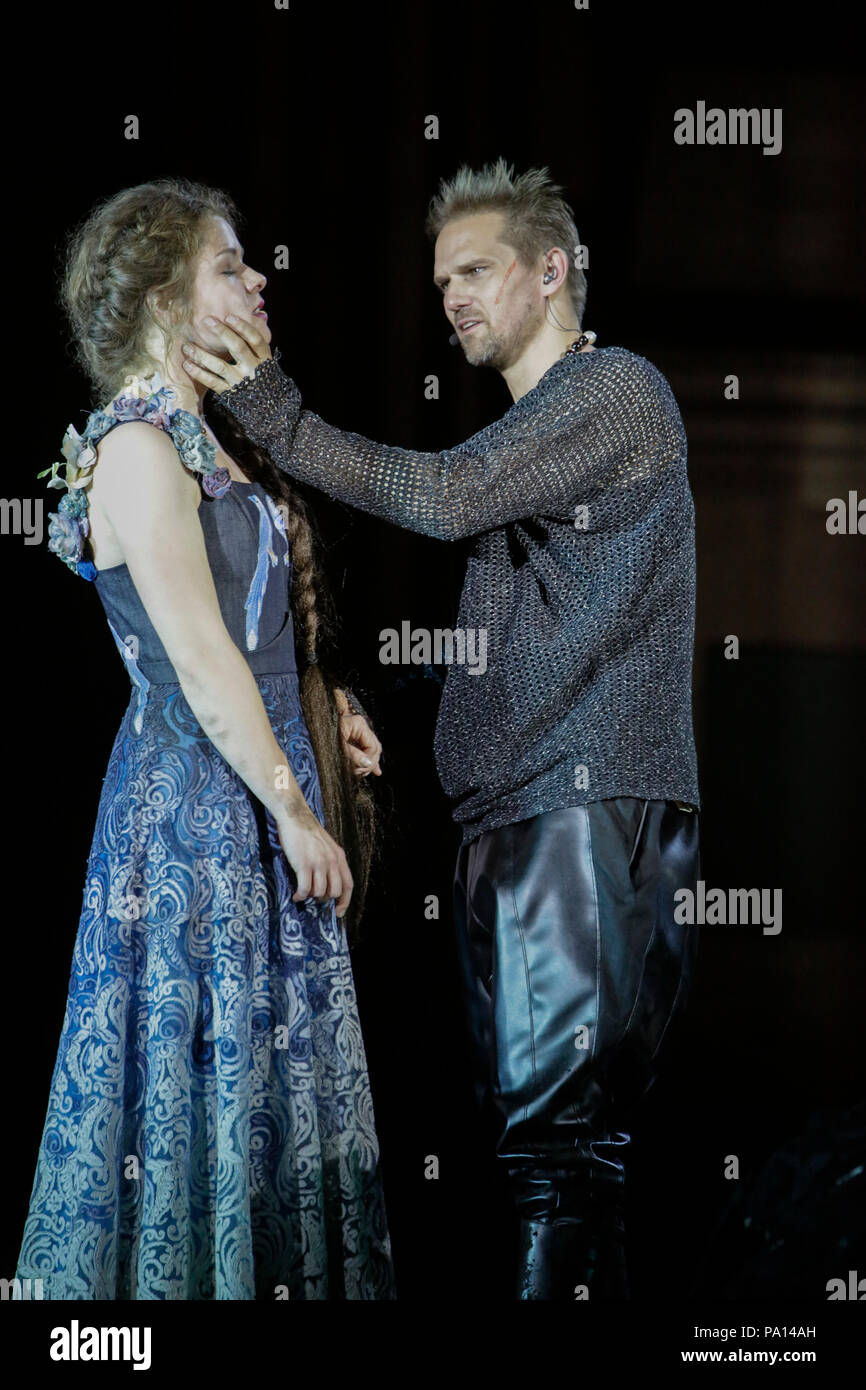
xmin=215 ymin=348 xmax=678 ymax=538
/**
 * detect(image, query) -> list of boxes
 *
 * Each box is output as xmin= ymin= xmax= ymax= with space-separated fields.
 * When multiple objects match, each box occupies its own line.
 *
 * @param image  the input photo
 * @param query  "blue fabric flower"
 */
xmin=47 ymin=511 xmax=84 ymax=565
xmin=202 ymin=467 xmax=232 ymax=499
xmin=171 ymin=408 xmax=217 ymax=473
xmin=83 ymin=409 xmax=115 ymax=440
xmin=110 ymin=395 xmax=171 ymax=431
xmin=58 ymin=488 xmax=89 ymax=519
xmin=169 ymin=407 xmax=202 ymax=447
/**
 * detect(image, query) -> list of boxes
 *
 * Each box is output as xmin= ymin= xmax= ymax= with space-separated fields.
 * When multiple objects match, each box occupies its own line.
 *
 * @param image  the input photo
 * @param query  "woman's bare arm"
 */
xmin=92 ymin=421 xmax=352 ymax=913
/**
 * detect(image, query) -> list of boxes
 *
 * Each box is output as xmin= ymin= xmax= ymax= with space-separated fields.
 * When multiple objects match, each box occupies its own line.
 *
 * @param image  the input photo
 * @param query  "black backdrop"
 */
xmin=2 ymin=0 xmax=864 ymax=1357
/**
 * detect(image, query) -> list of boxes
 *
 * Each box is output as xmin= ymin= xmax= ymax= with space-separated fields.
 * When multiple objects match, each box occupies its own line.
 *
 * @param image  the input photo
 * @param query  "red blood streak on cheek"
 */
xmin=494 ymin=258 xmax=518 ymax=305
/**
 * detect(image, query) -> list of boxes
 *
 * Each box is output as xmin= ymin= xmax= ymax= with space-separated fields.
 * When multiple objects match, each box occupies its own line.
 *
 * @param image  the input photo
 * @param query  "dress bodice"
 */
xmin=41 ymin=374 xmax=298 ymax=700
xmin=95 ymin=479 xmax=297 ymax=686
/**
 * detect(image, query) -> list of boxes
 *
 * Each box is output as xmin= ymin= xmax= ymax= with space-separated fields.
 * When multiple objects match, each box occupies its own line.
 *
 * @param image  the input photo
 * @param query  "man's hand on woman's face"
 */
xmin=181 ymin=315 xmax=272 ymax=394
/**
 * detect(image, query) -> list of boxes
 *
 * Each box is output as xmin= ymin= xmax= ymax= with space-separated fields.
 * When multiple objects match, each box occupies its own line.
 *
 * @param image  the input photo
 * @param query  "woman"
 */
xmin=15 ymin=178 xmax=396 ymax=1300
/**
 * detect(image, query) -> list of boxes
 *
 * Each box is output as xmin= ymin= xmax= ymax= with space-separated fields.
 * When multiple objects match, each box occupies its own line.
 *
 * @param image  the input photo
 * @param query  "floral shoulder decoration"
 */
xmin=38 ymin=372 xmax=233 ymax=581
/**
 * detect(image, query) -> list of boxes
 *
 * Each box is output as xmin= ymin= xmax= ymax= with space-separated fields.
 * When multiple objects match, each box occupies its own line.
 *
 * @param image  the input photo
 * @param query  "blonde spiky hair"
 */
xmin=425 ymin=157 xmax=587 ymax=326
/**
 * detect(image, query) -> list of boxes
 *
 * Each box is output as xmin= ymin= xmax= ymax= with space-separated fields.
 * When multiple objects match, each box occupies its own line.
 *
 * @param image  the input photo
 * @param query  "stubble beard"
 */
xmin=461 ymin=293 xmax=544 ymax=372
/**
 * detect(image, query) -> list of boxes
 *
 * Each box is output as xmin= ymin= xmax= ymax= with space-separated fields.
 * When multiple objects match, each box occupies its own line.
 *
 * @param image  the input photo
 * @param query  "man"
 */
xmin=182 ymin=158 xmax=702 ymax=1300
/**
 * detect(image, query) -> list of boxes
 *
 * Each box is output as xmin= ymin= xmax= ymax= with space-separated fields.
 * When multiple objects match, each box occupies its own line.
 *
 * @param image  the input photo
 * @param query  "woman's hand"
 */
xmin=274 ymin=798 xmax=354 ymax=918
xmin=333 ymin=690 xmax=383 ymax=777
xmin=181 ymin=316 xmax=271 ymax=394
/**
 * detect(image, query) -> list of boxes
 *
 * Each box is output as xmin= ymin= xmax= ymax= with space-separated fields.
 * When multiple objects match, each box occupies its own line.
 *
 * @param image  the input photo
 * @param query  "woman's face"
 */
xmin=185 ymin=215 xmax=271 ymax=356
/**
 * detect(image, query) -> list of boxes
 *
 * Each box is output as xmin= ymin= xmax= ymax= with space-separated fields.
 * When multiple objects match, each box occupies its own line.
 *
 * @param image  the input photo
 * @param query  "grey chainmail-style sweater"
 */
xmin=216 ymin=345 xmax=700 ymax=844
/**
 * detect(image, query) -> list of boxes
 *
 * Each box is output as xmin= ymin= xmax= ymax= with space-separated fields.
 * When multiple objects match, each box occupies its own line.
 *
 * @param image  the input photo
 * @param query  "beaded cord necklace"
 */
xmin=562 ymin=331 xmax=597 ymax=356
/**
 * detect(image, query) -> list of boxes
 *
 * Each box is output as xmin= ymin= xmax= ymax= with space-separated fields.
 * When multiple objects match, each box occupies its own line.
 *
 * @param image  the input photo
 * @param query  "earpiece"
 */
xmin=543 ymin=268 xmax=555 ymax=284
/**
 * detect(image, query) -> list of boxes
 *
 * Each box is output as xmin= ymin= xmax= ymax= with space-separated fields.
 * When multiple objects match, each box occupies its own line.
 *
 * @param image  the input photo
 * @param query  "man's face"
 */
xmin=433 ymin=211 xmax=545 ymax=371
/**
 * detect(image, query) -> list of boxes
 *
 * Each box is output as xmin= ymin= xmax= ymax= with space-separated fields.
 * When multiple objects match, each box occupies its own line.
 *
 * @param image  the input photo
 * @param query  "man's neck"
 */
xmin=501 ymin=324 xmax=586 ymax=402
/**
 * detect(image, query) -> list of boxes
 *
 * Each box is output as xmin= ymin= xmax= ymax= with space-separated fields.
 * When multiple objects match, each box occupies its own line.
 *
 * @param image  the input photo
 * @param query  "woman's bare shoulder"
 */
xmin=93 ymin=420 xmax=202 ymax=501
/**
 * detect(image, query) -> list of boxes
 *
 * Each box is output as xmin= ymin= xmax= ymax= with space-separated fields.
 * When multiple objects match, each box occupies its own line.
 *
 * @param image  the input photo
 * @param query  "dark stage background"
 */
xmin=2 ymin=0 xmax=864 ymax=1333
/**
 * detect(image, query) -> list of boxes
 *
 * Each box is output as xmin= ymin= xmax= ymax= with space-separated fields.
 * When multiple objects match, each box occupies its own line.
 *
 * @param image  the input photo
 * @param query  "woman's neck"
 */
xmin=116 ymin=357 xmax=206 ymax=417
xmin=162 ymin=371 xmax=207 ymax=417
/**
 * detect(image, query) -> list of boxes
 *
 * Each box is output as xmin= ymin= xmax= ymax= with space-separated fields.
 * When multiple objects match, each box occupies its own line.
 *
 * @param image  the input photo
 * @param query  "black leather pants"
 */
xmin=452 ymin=798 xmax=701 ymax=1300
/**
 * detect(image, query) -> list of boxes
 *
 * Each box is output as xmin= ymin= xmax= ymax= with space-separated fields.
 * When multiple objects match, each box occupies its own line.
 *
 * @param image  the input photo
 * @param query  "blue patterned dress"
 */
xmin=15 ymin=379 xmax=396 ymax=1300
